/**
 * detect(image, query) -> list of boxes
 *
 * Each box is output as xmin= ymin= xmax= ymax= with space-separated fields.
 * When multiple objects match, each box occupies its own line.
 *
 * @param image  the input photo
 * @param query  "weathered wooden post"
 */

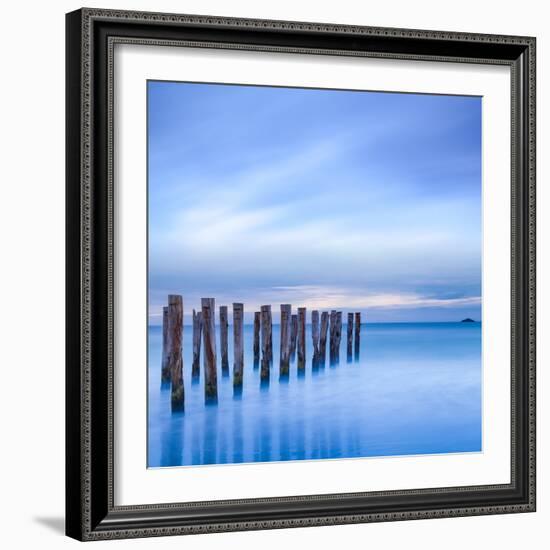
xmin=192 ymin=309 xmax=203 ymax=379
xmin=260 ymin=305 xmax=272 ymax=382
xmin=354 ymin=312 xmax=361 ymax=360
xmin=334 ymin=311 xmax=342 ymax=364
xmin=312 ymin=310 xmax=320 ymax=364
xmin=279 ymin=304 xmax=292 ymax=377
xmin=219 ymin=305 xmax=229 ymax=376
xmin=260 ymin=356 xmax=270 ymax=386
xmin=161 ymin=306 xmax=170 ymax=383
xmin=290 ymin=314 xmax=298 ymax=360
xmin=253 ymin=311 xmax=261 ymax=367
xmin=319 ymin=311 xmax=329 ymax=366
xmin=202 ymin=297 xmax=217 ymax=403
xmin=260 ymin=356 xmax=270 ymax=384
xmin=297 ymin=307 xmax=306 ymax=371
xmin=261 ymin=305 xmax=273 ymax=364
xmin=329 ymin=310 xmax=337 ymax=364
xmin=267 ymin=306 xmax=273 ymax=363
xmin=347 ymin=312 xmax=353 ymax=361
xmin=167 ymin=295 xmax=184 ymax=411
xmin=233 ymin=303 xmax=244 ymax=390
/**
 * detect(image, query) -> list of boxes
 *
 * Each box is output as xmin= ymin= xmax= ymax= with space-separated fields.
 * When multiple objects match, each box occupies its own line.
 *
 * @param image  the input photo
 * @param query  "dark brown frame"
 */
xmin=66 ymin=7 xmax=536 ymax=541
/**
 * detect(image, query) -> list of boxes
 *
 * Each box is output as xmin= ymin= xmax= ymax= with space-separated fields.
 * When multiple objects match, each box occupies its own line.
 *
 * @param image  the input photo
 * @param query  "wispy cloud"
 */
xmin=148 ymin=82 xmax=482 ymax=323
xmin=148 ymin=285 xmax=481 ymax=325
xmin=266 ymin=285 xmax=481 ymax=310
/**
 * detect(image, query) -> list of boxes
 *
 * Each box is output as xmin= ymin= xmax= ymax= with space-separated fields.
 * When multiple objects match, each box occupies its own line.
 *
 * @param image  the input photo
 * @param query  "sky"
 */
xmin=147 ymin=80 xmax=482 ymax=325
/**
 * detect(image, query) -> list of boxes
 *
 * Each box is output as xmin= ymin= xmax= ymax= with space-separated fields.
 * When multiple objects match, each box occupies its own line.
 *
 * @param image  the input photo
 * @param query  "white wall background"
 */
xmin=0 ymin=0 xmax=545 ymax=548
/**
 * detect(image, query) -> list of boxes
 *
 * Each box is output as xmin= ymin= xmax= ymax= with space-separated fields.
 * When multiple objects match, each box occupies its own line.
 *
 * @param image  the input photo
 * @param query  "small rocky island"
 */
xmin=461 ymin=318 xmax=476 ymax=323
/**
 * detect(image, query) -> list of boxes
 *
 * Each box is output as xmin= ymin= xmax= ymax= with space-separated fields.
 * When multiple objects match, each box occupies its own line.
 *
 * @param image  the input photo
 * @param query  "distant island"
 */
xmin=461 ymin=318 xmax=476 ymax=323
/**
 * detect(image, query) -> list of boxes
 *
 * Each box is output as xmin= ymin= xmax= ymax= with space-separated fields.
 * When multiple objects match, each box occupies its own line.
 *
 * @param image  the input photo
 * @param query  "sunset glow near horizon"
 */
xmin=147 ymin=81 xmax=482 ymax=325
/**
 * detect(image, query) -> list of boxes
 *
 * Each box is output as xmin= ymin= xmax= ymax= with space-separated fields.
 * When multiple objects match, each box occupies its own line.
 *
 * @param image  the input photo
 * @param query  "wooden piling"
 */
xmin=260 ymin=305 xmax=272 ymax=381
xmin=220 ymin=305 xmax=229 ymax=375
xmin=202 ymin=297 xmax=217 ymax=402
xmin=354 ymin=312 xmax=361 ymax=359
xmin=167 ymin=295 xmax=184 ymax=411
xmin=290 ymin=314 xmax=298 ymax=360
xmin=334 ymin=311 xmax=342 ymax=364
xmin=233 ymin=303 xmax=244 ymax=389
xmin=261 ymin=305 xmax=273 ymax=364
xmin=161 ymin=306 xmax=170 ymax=383
xmin=253 ymin=311 xmax=261 ymax=366
xmin=312 ymin=310 xmax=320 ymax=362
xmin=329 ymin=310 xmax=337 ymax=363
xmin=347 ymin=312 xmax=353 ymax=361
xmin=319 ymin=311 xmax=329 ymax=364
xmin=267 ymin=307 xmax=273 ymax=362
xmin=297 ymin=307 xmax=306 ymax=371
xmin=260 ymin=355 xmax=270 ymax=386
xmin=192 ymin=309 xmax=203 ymax=379
xmin=279 ymin=304 xmax=292 ymax=376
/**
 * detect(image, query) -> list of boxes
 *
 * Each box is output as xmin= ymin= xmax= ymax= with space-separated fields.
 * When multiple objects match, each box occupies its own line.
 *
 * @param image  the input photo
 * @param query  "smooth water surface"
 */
xmin=148 ymin=322 xmax=481 ymax=467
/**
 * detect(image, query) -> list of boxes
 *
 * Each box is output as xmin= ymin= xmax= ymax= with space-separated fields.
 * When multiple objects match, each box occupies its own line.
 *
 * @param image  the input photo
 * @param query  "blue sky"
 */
xmin=148 ymin=81 xmax=481 ymax=325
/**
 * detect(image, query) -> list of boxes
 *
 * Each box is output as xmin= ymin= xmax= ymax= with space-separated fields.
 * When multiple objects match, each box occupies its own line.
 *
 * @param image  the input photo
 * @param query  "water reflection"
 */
xmin=191 ymin=418 xmax=201 ymax=465
xmin=160 ymin=412 xmax=183 ymax=466
xmin=232 ymin=402 xmax=244 ymax=463
xmin=279 ymin=414 xmax=291 ymax=461
xmin=148 ymin=322 xmax=482 ymax=467
xmin=202 ymin=407 xmax=218 ymax=464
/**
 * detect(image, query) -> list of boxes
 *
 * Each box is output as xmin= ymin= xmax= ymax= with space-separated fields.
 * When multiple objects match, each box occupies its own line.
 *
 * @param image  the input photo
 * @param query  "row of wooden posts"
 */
xmin=161 ymin=296 xmax=362 ymax=410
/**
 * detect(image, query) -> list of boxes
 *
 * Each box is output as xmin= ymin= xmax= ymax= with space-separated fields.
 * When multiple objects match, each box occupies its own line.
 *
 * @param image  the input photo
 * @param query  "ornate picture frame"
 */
xmin=66 ymin=8 xmax=536 ymax=541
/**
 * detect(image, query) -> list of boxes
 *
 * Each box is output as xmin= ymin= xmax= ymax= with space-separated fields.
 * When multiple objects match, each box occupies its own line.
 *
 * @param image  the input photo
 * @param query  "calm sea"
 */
xmin=147 ymin=322 xmax=481 ymax=468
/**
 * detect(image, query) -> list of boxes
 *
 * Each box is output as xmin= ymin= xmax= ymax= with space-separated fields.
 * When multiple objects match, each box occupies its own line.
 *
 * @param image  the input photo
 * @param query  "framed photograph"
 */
xmin=66 ymin=8 xmax=536 ymax=541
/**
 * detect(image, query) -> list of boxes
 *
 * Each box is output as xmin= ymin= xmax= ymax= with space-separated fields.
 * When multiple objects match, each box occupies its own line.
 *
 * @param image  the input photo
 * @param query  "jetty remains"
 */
xmin=166 ymin=295 xmax=184 ymax=410
xmin=260 ymin=305 xmax=272 ymax=382
xmin=219 ymin=305 xmax=229 ymax=375
xmin=347 ymin=312 xmax=354 ymax=361
xmin=297 ymin=307 xmax=306 ymax=371
xmin=354 ymin=312 xmax=361 ymax=359
xmin=202 ymin=297 xmax=218 ymax=403
xmin=160 ymin=294 xmax=364 ymax=409
xmin=233 ymin=303 xmax=244 ymax=389
xmin=279 ymin=304 xmax=292 ymax=377
xmin=192 ymin=309 xmax=202 ymax=379
xmin=253 ymin=311 xmax=260 ymax=366
xmin=161 ymin=306 xmax=170 ymax=383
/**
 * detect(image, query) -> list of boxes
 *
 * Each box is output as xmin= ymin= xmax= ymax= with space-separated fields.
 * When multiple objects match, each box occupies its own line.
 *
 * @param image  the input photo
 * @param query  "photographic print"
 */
xmin=66 ymin=10 xmax=536 ymax=539
xmin=147 ymin=81 xmax=482 ymax=468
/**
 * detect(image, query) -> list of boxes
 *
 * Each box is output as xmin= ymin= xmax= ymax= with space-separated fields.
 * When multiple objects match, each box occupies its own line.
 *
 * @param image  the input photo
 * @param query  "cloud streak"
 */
xmin=148 ymin=82 xmax=482 ymax=323
xmin=148 ymin=285 xmax=481 ymax=325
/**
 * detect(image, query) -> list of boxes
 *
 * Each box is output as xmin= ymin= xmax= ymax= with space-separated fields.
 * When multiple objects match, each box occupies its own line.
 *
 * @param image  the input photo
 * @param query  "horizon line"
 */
xmin=148 ymin=319 xmax=482 ymax=326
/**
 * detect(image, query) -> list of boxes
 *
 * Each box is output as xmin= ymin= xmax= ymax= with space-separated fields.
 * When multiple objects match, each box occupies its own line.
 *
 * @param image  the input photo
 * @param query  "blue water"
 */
xmin=147 ymin=322 xmax=481 ymax=468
